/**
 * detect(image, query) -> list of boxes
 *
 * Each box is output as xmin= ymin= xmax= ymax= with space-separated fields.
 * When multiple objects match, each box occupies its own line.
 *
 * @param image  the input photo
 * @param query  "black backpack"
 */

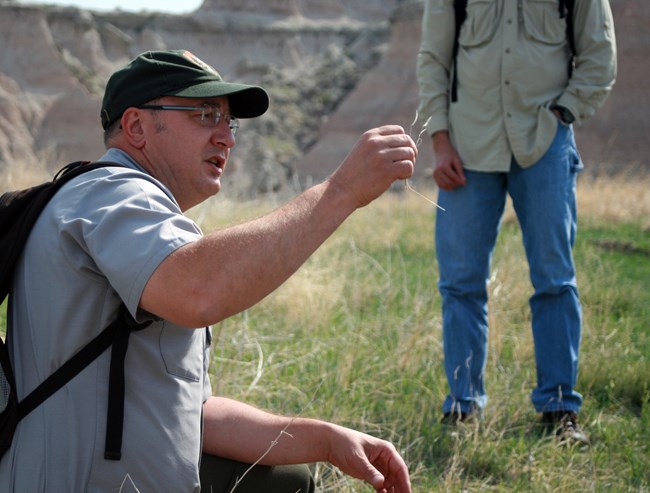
xmin=450 ymin=0 xmax=576 ymax=102
xmin=0 ymin=161 xmax=150 ymax=461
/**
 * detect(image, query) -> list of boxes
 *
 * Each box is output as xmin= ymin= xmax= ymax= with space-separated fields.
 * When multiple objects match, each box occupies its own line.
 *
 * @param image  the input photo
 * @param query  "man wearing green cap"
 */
xmin=0 ymin=50 xmax=417 ymax=492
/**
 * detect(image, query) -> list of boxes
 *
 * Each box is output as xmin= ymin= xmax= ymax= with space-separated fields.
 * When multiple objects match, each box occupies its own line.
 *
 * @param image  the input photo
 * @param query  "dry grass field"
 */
xmin=2 ymin=166 xmax=649 ymax=492
xmin=191 ymin=171 xmax=649 ymax=492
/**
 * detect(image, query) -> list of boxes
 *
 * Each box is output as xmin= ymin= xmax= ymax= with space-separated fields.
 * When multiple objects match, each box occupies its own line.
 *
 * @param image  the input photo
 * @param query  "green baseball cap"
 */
xmin=100 ymin=50 xmax=269 ymax=129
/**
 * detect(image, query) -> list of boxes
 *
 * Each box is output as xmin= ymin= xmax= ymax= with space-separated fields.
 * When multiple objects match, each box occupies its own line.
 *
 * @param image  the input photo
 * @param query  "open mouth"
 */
xmin=207 ymin=156 xmax=225 ymax=174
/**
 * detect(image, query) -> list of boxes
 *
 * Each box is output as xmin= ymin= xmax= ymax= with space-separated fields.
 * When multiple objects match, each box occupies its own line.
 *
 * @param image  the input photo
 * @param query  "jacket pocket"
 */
xmin=159 ymin=324 xmax=204 ymax=382
xmin=459 ymin=0 xmax=499 ymax=48
xmin=522 ymin=0 xmax=566 ymax=45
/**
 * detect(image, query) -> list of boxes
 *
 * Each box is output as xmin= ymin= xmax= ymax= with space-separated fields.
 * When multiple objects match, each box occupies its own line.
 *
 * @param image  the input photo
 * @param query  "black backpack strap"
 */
xmin=558 ymin=0 xmax=576 ymax=55
xmin=17 ymin=310 xmax=122 ymax=420
xmin=450 ymin=0 xmax=467 ymax=103
xmin=104 ymin=306 xmax=152 ymax=460
xmin=15 ymin=304 xmax=151 ymax=461
xmin=0 ymin=346 xmax=20 ymax=454
xmin=558 ymin=0 xmax=576 ymax=77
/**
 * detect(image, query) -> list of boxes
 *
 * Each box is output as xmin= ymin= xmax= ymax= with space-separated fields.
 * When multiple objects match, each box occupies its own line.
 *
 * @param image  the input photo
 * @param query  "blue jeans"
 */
xmin=436 ymin=123 xmax=584 ymax=415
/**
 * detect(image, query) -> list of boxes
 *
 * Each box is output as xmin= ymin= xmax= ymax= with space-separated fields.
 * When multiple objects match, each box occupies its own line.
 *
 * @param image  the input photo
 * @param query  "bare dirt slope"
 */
xmin=0 ymin=0 xmax=645 ymax=196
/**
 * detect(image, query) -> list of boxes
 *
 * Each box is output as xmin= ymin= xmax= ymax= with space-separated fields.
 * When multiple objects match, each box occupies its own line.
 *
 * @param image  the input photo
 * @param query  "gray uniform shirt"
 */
xmin=0 ymin=149 xmax=211 ymax=492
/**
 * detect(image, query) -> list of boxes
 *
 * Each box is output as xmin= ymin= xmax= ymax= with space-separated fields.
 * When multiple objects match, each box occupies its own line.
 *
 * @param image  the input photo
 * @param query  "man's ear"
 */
xmin=120 ymin=108 xmax=146 ymax=149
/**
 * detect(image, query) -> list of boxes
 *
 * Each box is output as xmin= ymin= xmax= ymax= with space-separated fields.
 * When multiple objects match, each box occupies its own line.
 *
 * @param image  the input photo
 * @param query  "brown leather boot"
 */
xmin=542 ymin=411 xmax=590 ymax=447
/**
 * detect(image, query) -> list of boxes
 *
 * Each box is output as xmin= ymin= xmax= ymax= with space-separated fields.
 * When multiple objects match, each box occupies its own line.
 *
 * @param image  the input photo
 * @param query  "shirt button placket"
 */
xmin=503 ymin=0 xmax=519 ymax=132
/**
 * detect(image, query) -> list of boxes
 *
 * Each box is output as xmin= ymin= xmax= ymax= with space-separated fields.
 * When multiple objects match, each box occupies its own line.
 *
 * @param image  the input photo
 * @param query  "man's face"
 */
xmin=137 ymin=95 xmax=237 ymax=211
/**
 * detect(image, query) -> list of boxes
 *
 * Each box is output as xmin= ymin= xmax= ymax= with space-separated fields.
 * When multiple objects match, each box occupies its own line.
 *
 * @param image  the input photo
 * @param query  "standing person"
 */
xmin=417 ymin=0 xmax=616 ymax=444
xmin=0 ymin=50 xmax=416 ymax=493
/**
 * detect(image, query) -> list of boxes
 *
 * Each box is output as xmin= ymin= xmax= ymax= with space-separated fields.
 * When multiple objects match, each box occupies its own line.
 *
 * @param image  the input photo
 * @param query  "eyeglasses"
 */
xmin=138 ymin=103 xmax=240 ymax=135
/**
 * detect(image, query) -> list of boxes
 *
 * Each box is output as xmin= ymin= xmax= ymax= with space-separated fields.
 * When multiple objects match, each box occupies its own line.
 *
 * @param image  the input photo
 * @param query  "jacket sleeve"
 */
xmin=555 ymin=0 xmax=617 ymax=123
xmin=416 ymin=0 xmax=456 ymax=136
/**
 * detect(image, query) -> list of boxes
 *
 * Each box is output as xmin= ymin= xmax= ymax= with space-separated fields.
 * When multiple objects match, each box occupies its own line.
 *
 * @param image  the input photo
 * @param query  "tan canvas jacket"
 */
xmin=417 ymin=0 xmax=617 ymax=171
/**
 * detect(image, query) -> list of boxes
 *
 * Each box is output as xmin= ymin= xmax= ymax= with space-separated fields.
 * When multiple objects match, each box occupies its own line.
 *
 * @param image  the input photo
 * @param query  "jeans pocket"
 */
xmin=570 ymin=147 xmax=584 ymax=174
xmin=560 ymin=124 xmax=584 ymax=174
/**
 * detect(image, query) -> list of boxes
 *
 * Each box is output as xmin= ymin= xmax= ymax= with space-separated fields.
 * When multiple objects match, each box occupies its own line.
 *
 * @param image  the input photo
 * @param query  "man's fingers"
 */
xmin=373 ymin=124 xmax=409 ymax=136
xmin=369 ymin=125 xmax=418 ymax=153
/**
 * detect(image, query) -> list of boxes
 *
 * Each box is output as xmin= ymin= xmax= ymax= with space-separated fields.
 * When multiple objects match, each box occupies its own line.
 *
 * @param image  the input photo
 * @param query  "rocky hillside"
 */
xmin=0 ymin=0 xmax=646 ymax=198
